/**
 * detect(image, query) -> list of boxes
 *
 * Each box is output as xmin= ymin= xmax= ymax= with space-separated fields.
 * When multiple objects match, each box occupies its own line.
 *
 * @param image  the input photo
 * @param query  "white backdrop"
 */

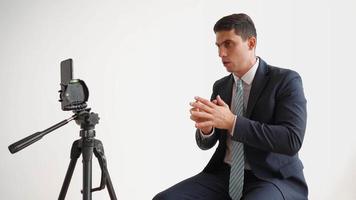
xmin=1 ymin=0 xmax=355 ymax=199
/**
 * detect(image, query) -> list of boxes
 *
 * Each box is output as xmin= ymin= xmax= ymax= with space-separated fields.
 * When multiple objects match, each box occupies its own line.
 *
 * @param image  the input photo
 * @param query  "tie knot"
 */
xmin=236 ymin=79 xmax=243 ymax=88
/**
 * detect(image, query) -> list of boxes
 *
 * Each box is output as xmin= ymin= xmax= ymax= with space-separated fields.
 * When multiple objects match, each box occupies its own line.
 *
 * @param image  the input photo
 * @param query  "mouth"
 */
xmin=222 ymin=61 xmax=231 ymax=66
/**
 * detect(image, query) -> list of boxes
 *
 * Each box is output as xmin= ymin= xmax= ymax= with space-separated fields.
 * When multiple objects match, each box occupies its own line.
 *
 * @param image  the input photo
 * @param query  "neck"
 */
xmin=234 ymin=56 xmax=257 ymax=78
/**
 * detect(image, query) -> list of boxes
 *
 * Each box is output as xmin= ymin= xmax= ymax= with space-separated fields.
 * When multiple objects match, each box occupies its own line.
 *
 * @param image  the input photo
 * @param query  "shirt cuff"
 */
xmin=229 ymin=115 xmax=237 ymax=137
xmin=200 ymin=128 xmax=215 ymax=138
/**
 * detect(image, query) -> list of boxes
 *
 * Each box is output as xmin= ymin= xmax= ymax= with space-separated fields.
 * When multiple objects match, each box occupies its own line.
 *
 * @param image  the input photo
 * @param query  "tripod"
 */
xmin=58 ymin=109 xmax=117 ymax=200
xmin=9 ymin=109 xmax=118 ymax=200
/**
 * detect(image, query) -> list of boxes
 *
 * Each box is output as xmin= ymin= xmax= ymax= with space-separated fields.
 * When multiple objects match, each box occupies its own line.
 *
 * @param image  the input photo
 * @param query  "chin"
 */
xmin=224 ymin=66 xmax=234 ymax=73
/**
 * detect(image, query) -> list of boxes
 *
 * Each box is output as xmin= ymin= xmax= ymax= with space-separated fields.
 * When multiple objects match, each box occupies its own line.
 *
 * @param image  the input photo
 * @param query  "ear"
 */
xmin=248 ymin=36 xmax=256 ymax=50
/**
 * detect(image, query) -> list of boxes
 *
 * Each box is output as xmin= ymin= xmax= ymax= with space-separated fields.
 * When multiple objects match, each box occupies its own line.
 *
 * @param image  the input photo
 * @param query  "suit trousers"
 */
xmin=153 ymin=164 xmax=284 ymax=200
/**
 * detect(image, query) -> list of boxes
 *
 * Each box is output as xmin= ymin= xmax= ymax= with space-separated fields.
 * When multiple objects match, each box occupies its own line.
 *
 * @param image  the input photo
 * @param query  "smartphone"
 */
xmin=60 ymin=59 xmax=73 ymax=110
xmin=60 ymin=59 xmax=73 ymax=85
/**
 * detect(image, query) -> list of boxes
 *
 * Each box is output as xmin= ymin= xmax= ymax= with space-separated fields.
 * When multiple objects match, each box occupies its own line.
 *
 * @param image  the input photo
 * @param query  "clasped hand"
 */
xmin=189 ymin=95 xmax=235 ymax=134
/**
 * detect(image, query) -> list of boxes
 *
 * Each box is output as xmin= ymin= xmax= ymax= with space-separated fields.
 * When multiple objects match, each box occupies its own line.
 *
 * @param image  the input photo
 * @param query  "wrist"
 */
xmin=201 ymin=127 xmax=213 ymax=135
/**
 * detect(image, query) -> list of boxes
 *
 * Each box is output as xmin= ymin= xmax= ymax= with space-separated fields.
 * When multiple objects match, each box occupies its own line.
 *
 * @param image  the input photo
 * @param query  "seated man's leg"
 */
xmin=241 ymin=170 xmax=284 ymax=200
xmin=153 ymin=165 xmax=231 ymax=200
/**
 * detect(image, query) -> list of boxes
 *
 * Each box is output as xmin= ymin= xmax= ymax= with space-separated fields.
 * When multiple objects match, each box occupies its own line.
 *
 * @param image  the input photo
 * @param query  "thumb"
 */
xmin=217 ymin=95 xmax=228 ymax=107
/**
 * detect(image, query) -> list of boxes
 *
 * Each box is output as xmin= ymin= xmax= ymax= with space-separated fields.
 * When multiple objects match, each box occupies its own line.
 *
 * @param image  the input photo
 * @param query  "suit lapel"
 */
xmin=219 ymin=74 xmax=234 ymax=107
xmin=245 ymin=58 xmax=270 ymax=118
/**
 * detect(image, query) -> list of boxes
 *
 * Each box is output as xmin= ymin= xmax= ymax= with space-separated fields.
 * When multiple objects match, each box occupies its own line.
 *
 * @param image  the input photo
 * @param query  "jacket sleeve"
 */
xmin=232 ymin=72 xmax=307 ymax=156
xmin=195 ymin=129 xmax=218 ymax=150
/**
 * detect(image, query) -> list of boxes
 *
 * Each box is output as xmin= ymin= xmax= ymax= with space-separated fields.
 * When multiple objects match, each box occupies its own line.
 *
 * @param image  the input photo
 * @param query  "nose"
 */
xmin=218 ymin=47 xmax=227 ymax=58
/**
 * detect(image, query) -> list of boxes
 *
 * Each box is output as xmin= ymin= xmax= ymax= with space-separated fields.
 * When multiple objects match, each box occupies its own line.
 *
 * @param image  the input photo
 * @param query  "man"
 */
xmin=153 ymin=13 xmax=308 ymax=200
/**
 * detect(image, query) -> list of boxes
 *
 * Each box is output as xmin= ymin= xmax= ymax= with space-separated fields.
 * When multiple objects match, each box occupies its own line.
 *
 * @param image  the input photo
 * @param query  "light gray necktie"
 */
xmin=229 ymin=78 xmax=245 ymax=200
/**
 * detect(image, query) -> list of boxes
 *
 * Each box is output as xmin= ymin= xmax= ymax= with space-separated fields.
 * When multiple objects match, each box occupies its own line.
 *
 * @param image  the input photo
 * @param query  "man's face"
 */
xmin=215 ymin=29 xmax=254 ymax=74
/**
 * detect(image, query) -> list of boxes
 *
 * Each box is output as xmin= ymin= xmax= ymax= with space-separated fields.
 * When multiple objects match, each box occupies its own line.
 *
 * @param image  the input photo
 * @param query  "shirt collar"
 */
xmin=233 ymin=58 xmax=259 ymax=85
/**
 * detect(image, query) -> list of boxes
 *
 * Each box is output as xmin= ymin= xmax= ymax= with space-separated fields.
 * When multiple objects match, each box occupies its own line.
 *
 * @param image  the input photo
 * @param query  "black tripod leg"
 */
xmin=82 ymin=138 xmax=94 ymax=200
xmin=105 ymin=172 xmax=117 ymax=200
xmin=58 ymin=140 xmax=82 ymax=200
xmin=93 ymin=140 xmax=117 ymax=200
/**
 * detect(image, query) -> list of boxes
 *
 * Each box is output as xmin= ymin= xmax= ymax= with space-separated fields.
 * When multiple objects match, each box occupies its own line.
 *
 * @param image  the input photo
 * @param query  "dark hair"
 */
xmin=213 ymin=13 xmax=257 ymax=41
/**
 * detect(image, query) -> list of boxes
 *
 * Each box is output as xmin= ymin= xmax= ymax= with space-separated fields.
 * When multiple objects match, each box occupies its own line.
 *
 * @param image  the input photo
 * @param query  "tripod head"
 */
xmin=59 ymin=59 xmax=89 ymax=112
xmin=75 ymin=108 xmax=100 ymax=131
xmin=8 ymin=58 xmax=96 ymax=154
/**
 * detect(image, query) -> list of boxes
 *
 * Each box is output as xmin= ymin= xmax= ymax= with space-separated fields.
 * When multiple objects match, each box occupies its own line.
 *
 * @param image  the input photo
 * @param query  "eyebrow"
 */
xmin=215 ymin=39 xmax=233 ymax=47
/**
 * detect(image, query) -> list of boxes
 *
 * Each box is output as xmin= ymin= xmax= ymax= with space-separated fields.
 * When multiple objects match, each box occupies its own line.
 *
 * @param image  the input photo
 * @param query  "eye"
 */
xmin=224 ymin=41 xmax=233 ymax=48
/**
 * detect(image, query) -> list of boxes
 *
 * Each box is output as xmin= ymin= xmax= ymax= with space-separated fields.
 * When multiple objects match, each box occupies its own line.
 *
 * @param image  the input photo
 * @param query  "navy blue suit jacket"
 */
xmin=196 ymin=58 xmax=308 ymax=199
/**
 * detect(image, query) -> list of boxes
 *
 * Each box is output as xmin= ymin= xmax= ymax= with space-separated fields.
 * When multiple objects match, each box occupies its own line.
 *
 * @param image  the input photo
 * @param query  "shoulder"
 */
xmin=266 ymin=63 xmax=303 ymax=89
xmin=268 ymin=64 xmax=301 ymax=82
xmin=265 ymin=63 xmax=305 ymax=97
xmin=212 ymin=74 xmax=232 ymax=90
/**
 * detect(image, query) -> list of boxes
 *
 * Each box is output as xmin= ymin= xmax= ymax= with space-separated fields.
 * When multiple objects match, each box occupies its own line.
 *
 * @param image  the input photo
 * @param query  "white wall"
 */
xmin=0 ymin=0 xmax=355 ymax=199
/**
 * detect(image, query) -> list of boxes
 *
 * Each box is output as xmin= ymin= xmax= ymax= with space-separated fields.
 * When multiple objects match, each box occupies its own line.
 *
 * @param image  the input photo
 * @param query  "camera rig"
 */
xmin=8 ymin=59 xmax=118 ymax=200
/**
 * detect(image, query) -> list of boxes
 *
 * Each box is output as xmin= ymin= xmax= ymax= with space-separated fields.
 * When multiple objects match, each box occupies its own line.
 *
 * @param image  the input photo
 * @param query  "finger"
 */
xmin=190 ymin=115 xmax=199 ymax=122
xmin=212 ymin=99 xmax=218 ymax=104
xmin=190 ymin=101 xmax=213 ymax=113
xmin=194 ymin=96 xmax=216 ymax=108
xmin=190 ymin=111 xmax=206 ymax=120
xmin=191 ymin=111 xmax=213 ymax=120
xmin=217 ymin=95 xmax=228 ymax=107
xmin=196 ymin=121 xmax=214 ymax=129
xmin=190 ymin=107 xmax=198 ymax=114
xmin=190 ymin=112 xmax=212 ymax=122
xmin=190 ymin=115 xmax=207 ymax=123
